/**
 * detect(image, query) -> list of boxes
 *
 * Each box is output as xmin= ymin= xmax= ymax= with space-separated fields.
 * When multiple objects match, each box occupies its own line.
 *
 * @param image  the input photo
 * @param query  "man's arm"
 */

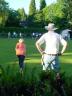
xmin=61 ymin=41 xmax=67 ymax=55
xmin=59 ymin=35 xmax=68 ymax=55
xmin=61 ymin=39 xmax=67 ymax=54
xmin=35 ymin=42 xmax=44 ymax=55
xmin=35 ymin=34 xmax=45 ymax=55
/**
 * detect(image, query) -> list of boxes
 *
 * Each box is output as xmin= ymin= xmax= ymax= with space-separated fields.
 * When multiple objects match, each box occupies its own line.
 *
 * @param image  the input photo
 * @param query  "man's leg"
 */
xmin=43 ymin=54 xmax=56 ymax=71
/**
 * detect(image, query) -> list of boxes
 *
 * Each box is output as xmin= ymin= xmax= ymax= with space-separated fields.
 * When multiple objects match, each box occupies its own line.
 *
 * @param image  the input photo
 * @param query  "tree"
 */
xmin=58 ymin=0 xmax=72 ymax=25
xmin=6 ymin=9 xmax=20 ymax=27
xmin=17 ymin=8 xmax=27 ymax=27
xmin=43 ymin=2 xmax=65 ymax=29
xmin=0 ymin=0 xmax=9 ymax=26
xmin=40 ymin=0 xmax=46 ymax=10
xmin=34 ymin=10 xmax=44 ymax=27
xmin=29 ymin=0 xmax=36 ymax=16
xmin=56 ymin=0 xmax=72 ymax=28
xmin=17 ymin=8 xmax=27 ymax=21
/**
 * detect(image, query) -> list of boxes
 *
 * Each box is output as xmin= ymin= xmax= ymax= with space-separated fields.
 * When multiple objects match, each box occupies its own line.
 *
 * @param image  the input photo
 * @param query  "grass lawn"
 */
xmin=0 ymin=38 xmax=72 ymax=77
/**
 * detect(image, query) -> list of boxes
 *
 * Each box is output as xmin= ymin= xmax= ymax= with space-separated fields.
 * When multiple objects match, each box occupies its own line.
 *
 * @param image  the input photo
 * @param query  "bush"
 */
xmin=0 ymin=65 xmax=72 ymax=96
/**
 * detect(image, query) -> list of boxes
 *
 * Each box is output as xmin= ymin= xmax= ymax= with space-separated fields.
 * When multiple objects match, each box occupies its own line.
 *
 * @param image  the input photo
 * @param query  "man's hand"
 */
xmin=41 ymin=51 xmax=45 ymax=55
xmin=58 ymin=52 xmax=62 ymax=56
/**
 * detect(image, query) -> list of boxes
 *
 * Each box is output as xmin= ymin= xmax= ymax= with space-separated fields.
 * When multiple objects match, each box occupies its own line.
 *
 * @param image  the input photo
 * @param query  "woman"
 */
xmin=15 ymin=38 xmax=26 ymax=74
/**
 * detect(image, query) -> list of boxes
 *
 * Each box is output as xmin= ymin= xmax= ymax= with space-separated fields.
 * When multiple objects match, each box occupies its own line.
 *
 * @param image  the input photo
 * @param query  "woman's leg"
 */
xmin=17 ymin=55 xmax=25 ymax=71
xmin=19 ymin=55 xmax=25 ymax=69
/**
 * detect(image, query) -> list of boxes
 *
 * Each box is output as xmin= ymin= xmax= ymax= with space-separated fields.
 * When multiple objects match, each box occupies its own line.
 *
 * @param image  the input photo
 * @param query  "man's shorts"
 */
xmin=42 ymin=54 xmax=60 ymax=72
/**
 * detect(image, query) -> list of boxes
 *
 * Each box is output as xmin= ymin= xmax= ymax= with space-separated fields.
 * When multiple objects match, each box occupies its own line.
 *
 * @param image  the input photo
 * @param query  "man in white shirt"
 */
xmin=36 ymin=23 xmax=67 ymax=72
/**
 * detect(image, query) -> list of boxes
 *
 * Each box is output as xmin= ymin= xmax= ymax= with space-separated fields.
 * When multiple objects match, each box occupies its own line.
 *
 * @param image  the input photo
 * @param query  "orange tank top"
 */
xmin=15 ymin=43 xmax=26 ymax=55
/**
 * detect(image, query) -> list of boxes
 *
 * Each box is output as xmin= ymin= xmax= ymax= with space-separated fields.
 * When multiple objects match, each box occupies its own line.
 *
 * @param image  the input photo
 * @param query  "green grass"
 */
xmin=0 ymin=38 xmax=72 ymax=76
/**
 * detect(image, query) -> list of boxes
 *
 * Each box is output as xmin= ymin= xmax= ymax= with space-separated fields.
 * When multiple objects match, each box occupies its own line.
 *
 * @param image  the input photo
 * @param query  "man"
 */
xmin=35 ymin=23 xmax=67 ymax=72
xmin=61 ymin=29 xmax=71 ymax=40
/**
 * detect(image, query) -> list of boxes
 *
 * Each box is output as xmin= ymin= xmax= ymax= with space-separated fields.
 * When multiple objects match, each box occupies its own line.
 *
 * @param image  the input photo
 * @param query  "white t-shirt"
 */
xmin=37 ymin=31 xmax=67 ymax=54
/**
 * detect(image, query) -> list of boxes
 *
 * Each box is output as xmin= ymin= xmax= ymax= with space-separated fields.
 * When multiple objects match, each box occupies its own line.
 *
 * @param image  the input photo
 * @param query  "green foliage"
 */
xmin=43 ymin=3 xmax=64 ymax=22
xmin=0 ymin=65 xmax=72 ymax=96
xmin=57 ymin=0 xmax=72 ymax=27
xmin=0 ymin=0 xmax=9 ymax=27
xmin=29 ymin=0 xmax=36 ymax=16
xmin=34 ymin=10 xmax=45 ymax=27
xmin=0 ymin=0 xmax=72 ymax=34
xmin=27 ymin=0 xmax=37 ymax=27
xmin=40 ymin=0 xmax=46 ymax=10
xmin=42 ymin=2 xmax=71 ymax=29
xmin=6 ymin=9 xmax=20 ymax=27
xmin=17 ymin=8 xmax=27 ymax=21
xmin=61 ymin=0 xmax=72 ymax=25
xmin=0 ymin=0 xmax=72 ymax=32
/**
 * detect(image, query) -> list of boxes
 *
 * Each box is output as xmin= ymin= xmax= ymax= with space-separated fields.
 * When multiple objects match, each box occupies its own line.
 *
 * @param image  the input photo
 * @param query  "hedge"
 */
xmin=0 ymin=65 xmax=72 ymax=96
